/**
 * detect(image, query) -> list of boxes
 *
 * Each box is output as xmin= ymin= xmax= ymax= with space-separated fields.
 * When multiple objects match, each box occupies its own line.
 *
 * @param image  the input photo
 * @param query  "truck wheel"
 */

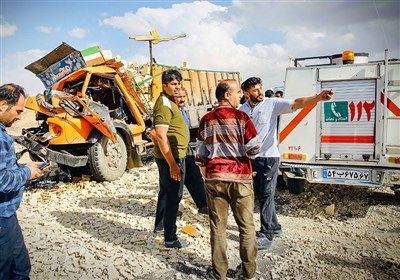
xmin=276 ymin=174 xmax=287 ymax=191
xmin=287 ymin=178 xmax=306 ymax=195
xmin=88 ymin=133 xmax=127 ymax=182
xmin=392 ymin=186 xmax=400 ymax=201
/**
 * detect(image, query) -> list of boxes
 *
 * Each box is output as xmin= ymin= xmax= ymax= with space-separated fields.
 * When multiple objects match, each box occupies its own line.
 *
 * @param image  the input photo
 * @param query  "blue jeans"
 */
xmin=0 ymin=214 xmax=31 ymax=280
xmin=154 ymin=158 xmax=185 ymax=242
xmin=253 ymin=157 xmax=282 ymax=239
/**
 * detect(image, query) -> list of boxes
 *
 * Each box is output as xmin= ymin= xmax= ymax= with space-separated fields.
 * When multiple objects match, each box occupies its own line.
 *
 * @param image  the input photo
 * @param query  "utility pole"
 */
xmin=129 ymin=29 xmax=186 ymax=97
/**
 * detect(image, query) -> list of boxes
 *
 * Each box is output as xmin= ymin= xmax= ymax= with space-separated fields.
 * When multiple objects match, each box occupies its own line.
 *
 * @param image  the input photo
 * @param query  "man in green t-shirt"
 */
xmin=153 ymin=69 xmax=190 ymax=248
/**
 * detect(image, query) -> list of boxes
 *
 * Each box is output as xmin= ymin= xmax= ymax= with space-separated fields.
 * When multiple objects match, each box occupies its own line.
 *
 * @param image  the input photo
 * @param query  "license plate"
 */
xmin=322 ymin=169 xmax=370 ymax=181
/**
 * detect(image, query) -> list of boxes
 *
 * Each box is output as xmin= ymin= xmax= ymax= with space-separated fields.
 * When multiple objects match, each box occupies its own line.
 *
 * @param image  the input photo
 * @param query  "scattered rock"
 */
xmin=17 ymin=160 xmax=400 ymax=279
xmin=325 ymin=204 xmax=335 ymax=215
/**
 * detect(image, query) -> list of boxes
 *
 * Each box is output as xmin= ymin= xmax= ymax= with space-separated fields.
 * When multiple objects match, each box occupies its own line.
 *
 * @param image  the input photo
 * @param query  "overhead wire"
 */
xmin=373 ymin=0 xmax=389 ymax=48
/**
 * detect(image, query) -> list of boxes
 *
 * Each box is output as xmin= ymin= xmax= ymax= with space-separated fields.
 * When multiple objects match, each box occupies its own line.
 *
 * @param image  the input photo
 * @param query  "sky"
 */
xmin=1 ymin=0 xmax=399 ymax=96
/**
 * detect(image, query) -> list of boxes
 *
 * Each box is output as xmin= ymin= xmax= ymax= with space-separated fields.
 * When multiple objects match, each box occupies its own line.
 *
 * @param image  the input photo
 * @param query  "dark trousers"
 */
xmin=253 ymin=157 xmax=282 ymax=239
xmin=251 ymin=159 xmax=260 ymax=199
xmin=184 ymin=155 xmax=207 ymax=209
xmin=0 ymin=214 xmax=31 ymax=280
xmin=154 ymin=155 xmax=207 ymax=232
xmin=154 ymin=158 xmax=185 ymax=242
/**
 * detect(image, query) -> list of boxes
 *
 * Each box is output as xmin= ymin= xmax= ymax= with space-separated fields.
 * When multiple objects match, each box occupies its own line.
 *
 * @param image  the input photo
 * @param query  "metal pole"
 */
xmin=149 ymin=41 xmax=153 ymax=76
xmin=383 ymin=49 xmax=388 ymax=155
xmin=149 ymin=41 xmax=153 ymax=98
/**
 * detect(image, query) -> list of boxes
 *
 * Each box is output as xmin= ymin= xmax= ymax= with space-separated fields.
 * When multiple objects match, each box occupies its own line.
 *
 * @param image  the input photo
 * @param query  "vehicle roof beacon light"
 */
xmin=342 ymin=50 xmax=355 ymax=64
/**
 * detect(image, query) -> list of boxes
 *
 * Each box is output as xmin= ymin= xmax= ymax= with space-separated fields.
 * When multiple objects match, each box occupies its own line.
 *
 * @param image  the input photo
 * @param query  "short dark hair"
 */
xmin=0 ymin=83 xmax=26 ymax=109
xmin=265 ymin=89 xmax=274 ymax=98
xmin=162 ymin=69 xmax=182 ymax=85
xmin=241 ymin=77 xmax=262 ymax=92
xmin=216 ymin=79 xmax=236 ymax=102
xmin=275 ymin=90 xmax=283 ymax=97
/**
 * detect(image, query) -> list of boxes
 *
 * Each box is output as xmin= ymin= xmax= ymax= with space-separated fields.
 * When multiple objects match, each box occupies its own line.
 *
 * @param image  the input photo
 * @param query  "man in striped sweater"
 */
xmin=196 ymin=79 xmax=261 ymax=280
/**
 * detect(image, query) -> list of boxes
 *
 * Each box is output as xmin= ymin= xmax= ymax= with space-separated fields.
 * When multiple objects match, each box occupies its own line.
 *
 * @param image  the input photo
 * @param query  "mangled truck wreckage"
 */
xmin=16 ymin=42 xmax=240 ymax=181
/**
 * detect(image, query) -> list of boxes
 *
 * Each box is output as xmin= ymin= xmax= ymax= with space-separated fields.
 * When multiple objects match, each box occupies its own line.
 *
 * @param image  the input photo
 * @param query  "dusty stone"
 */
xmin=325 ymin=204 xmax=335 ymax=215
xmin=14 ymin=154 xmax=400 ymax=280
xmin=106 ymin=264 xmax=119 ymax=280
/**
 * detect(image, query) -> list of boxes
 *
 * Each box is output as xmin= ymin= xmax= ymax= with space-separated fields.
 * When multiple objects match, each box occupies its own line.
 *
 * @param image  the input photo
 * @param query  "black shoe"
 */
xmin=234 ymin=264 xmax=256 ymax=280
xmin=198 ymin=206 xmax=209 ymax=215
xmin=205 ymin=267 xmax=217 ymax=279
xmin=153 ymin=227 xmax=163 ymax=233
xmin=165 ymin=237 xmax=190 ymax=248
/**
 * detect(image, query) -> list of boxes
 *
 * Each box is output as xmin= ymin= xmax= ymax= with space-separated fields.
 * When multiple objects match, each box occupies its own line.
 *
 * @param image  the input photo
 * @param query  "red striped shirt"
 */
xmin=195 ymin=105 xmax=261 ymax=182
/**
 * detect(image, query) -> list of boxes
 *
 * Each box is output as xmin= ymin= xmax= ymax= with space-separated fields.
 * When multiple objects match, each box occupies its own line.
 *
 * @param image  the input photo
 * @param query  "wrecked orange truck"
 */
xmin=16 ymin=42 xmax=240 ymax=181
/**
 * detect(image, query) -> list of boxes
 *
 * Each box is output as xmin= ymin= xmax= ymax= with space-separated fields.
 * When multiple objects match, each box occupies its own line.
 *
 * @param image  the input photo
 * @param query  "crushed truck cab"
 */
xmin=16 ymin=42 xmax=241 ymax=182
xmin=16 ymin=43 xmax=151 ymax=181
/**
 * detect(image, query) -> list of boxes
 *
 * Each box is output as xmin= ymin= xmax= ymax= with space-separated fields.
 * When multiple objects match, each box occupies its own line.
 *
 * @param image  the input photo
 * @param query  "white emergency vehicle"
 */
xmin=279 ymin=50 xmax=400 ymax=198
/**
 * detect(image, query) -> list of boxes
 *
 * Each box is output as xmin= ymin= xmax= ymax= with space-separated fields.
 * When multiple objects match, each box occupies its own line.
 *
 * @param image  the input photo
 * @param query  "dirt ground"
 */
xmin=8 ymin=111 xmax=400 ymax=280
xmin=16 ymin=165 xmax=400 ymax=280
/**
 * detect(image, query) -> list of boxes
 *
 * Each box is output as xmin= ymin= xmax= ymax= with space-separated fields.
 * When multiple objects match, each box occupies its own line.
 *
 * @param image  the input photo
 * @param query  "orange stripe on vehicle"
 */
xmin=321 ymin=135 xmax=374 ymax=143
xmin=380 ymin=92 xmax=400 ymax=116
xmin=279 ymin=104 xmax=316 ymax=143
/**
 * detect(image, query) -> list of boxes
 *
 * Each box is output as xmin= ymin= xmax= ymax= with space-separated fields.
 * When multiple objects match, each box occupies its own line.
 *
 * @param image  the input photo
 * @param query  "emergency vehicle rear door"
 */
xmin=320 ymin=80 xmax=376 ymax=162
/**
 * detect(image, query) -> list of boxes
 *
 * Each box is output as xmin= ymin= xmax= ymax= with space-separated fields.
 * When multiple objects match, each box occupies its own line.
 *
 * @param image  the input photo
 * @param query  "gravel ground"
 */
xmin=9 ymin=111 xmax=400 ymax=279
xmin=17 ymin=161 xmax=400 ymax=280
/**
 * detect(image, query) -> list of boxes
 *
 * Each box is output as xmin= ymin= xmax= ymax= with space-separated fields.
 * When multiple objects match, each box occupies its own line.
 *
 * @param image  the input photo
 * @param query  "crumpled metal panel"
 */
xmin=25 ymin=42 xmax=77 ymax=74
xmin=25 ymin=42 xmax=86 ymax=89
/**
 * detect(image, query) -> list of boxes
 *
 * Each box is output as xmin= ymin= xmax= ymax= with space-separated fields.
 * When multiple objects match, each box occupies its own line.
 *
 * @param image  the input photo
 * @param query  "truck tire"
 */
xmin=88 ymin=133 xmax=127 ymax=182
xmin=287 ymin=178 xmax=306 ymax=195
xmin=276 ymin=174 xmax=287 ymax=191
xmin=392 ymin=186 xmax=400 ymax=201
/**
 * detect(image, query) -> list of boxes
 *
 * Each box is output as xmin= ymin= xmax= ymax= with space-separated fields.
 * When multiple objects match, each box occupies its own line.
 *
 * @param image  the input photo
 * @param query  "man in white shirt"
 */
xmin=240 ymin=77 xmax=333 ymax=250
